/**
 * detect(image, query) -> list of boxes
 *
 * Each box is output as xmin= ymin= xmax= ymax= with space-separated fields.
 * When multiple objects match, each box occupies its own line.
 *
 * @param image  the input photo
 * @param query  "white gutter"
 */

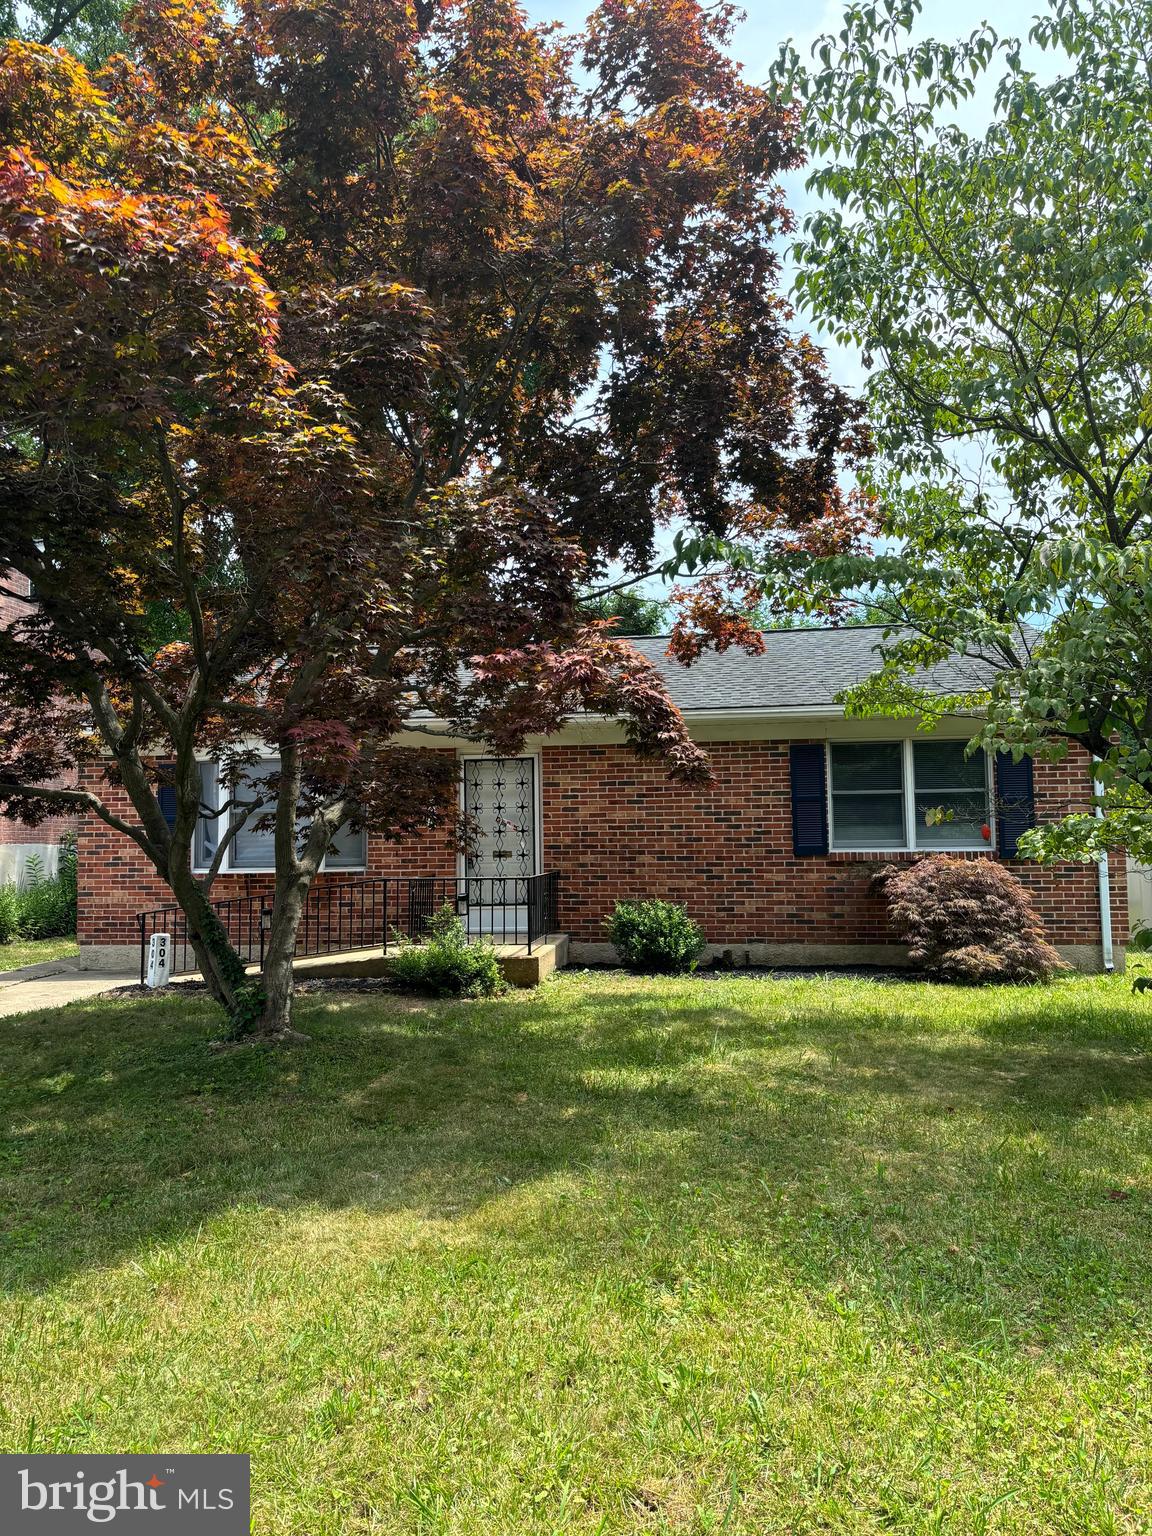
xmin=405 ymin=704 xmax=985 ymax=729
xmin=1094 ymin=770 xmax=1115 ymax=972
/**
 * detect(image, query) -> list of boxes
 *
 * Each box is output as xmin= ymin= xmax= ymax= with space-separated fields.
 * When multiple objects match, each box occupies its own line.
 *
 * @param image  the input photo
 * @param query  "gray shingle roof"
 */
xmin=622 ymin=628 xmax=997 ymax=713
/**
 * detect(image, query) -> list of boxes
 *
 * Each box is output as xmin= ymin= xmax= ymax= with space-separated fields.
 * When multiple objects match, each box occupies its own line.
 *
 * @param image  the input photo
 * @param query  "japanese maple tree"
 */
xmin=0 ymin=0 xmax=865 ymax=1039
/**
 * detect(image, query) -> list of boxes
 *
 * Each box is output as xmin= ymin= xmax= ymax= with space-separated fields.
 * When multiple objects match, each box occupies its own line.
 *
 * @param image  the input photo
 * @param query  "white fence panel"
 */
xmin=0 ymin=843 xmax=60 ymax=888
xmin=1128 ymin=858 xmax=1152 ymax=934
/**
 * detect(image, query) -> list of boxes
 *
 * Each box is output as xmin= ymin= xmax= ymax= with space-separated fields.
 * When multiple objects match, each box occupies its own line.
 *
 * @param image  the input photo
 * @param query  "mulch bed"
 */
xmin=113 ymin=965 xmax=919 ymax=998
xmin=110 ymin=976 xmax=412 ymax=998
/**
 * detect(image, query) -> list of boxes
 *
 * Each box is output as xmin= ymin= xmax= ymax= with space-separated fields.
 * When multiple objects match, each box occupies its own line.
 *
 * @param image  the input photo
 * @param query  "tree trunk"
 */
xmin=256 ymin=874 xmax=310 ymax=1040
xmin=162 ymin=738 xmax=340 ymax=1043
xmin=166 ymin=863 xmax=252 ymax=1024
xmin=241 ymin=740 xmax=341 ymax=1043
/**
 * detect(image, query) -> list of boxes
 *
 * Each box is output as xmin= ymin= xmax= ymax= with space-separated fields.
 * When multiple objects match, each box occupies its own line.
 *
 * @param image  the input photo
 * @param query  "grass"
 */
xmin=1 ymin=971 xmax=1150 ymax=1534
xmin=0 ymin=935 xmax=78 ymax=972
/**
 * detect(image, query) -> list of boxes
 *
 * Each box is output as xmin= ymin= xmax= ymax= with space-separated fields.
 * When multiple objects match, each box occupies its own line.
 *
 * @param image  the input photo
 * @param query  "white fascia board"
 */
xmin=401 ymin=705 xmax=984 ymax=728
xmin=157 ymin=713 xmax=989 ymax=760
xmin=391 ymin=707 xmax=987 ymax=750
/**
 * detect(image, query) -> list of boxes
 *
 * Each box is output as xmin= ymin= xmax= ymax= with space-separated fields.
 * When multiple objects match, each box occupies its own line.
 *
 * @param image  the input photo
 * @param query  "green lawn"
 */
xmin=1 ymin=972 xmax=1150 ymax=1534
xmin=0 ymin=935 xmax=78 ymax=972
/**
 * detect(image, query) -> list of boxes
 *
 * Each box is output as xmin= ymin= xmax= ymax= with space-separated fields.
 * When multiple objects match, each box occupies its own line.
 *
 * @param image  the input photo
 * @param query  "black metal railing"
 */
xmin=136 ymin=871 xmax=560 ymax=983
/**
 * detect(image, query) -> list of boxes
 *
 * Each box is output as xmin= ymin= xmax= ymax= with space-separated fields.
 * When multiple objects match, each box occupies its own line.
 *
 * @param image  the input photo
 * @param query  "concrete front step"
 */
xmin=169 ymin=934 xmax=569 ymax=990
xmin=293 ymin=934 xmax=568 ymax=988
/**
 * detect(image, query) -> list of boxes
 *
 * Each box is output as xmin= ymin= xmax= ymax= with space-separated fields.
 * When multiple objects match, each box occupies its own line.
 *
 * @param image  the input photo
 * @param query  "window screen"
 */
xmin=194 ymin=761 xmax=219 ymax=868
xmin=229 ymin=760 xmax=279 ymax=870
xmin=325 ymin=819 xmax=367 ymax=868
xmin=912 ymin=741 xmax=988 ymax=848
xmin=829 ymin=743 xmax=905 ymax=848
xmin=194 ymin=759 xmax=366 ymax=871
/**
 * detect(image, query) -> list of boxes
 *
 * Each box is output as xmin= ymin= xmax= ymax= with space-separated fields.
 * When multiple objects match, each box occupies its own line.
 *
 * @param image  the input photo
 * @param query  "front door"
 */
xmin=462 ymin=757 xmax=538 ymax=935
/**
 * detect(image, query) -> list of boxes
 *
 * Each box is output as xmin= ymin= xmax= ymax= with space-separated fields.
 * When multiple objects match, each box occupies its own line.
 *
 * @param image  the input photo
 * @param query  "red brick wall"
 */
xmin=76 ymin=740 xmax=1128 ymax=957
xmin=0 ymin=569 xmax=80 ymax=848
xmin=541 ymin=740 xmax=1127 ymax=952
xmin=0 ymin=811 xmax=81 ymax=848
xmin=76 ymin=764 xmax=456 ymax=947
xmin=0 ymin=567 xmax=32 ymax=627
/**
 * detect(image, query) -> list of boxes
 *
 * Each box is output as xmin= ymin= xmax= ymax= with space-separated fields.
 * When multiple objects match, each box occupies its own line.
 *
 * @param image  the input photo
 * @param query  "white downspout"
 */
xmin=1094 ymin=771 xmax=1115 ymax=972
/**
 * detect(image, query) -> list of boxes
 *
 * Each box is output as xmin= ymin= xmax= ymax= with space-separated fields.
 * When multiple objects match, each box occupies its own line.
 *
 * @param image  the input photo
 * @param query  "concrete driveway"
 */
xmin=0 ymin=958 xmax=137 ymax=1018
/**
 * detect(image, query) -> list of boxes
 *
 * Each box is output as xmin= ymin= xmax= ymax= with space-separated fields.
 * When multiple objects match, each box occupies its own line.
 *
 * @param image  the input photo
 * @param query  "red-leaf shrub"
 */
xmin=875 ymin=856 xmax=1068 ymax=983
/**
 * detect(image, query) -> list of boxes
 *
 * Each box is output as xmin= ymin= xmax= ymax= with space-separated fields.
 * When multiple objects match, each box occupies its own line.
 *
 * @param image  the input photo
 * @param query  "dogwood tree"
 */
xmin=0 ymin=0 xmax=866 ymax=1038
xmin=700 ymin=0 xmax=1152 ymax=864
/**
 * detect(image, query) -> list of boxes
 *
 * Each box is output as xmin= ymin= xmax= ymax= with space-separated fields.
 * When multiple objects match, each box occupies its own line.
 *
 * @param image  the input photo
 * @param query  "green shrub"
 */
xmin=0 ymin=884 xmax=19 ymax=945
xmin=1129 ymin=923 xmax=1152 ymax=994
xmin=875 ymin=854 xmax=1067 ymax=984
xmin=0 ymin=838 xmax=78 ymax=944
xmin=606 ymin=898 xmax=705 ymax=974
xmin=388 ymin=904 xmax=508 ymax=998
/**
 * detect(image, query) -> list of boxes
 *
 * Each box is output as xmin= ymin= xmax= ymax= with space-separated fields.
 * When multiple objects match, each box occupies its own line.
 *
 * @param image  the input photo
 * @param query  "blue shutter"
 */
xmin=790 ymin=743 xmax=829 ymax=857
xmin=995 ymin=752 xmax=1035 ymax=857
xmin=157 ymin=765 xmax=177 ymax=832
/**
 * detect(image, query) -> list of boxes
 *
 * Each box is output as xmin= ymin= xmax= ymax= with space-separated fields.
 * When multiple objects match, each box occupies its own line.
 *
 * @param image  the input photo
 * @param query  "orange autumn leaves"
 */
xmin=0 ymin=39 xmax=282 ymax=434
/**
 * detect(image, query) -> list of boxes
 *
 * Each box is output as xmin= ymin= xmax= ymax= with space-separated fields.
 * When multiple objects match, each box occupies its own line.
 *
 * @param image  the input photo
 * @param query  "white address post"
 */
xmin=146 ymin=932 xmax=172 ymax=989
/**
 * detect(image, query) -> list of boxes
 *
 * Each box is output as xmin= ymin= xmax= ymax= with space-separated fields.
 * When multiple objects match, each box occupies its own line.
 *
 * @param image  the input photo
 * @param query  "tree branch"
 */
xmin=0 ymin=779 xmax=160 ymax=861
xmin=38 ymin=0 xmax=96 ymax=45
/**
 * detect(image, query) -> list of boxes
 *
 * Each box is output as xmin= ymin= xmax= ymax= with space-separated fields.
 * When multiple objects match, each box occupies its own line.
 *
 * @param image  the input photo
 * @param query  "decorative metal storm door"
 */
xmin=462 ymin=757 xmax=537 ymax=935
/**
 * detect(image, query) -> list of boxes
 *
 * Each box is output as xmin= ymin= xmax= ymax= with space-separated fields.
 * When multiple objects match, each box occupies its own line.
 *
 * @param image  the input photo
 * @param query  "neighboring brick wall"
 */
xmin=541 ymin=740 xmax=1127 ymax=953
xmin=76 ymin=762 xmax=456 ymax=947
xmin=0 ymin=566 xmax=32 ymax=627
xmin=76 ymin=739 xmax=1128 ymax=960
xmin=0 ymin=816 xmax=80 ymax=848
xmin=0 ymin=568 xmax=81 ymax=850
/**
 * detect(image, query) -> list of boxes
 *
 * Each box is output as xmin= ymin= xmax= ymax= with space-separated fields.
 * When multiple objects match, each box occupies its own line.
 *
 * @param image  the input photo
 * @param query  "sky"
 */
xmin=520 ymin=0 xmax=1065 ymax=597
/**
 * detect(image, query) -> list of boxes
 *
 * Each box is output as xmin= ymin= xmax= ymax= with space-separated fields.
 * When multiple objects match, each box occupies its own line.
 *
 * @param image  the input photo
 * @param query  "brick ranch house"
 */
xmin=74 ymin=628 xmax=1127 ymax=974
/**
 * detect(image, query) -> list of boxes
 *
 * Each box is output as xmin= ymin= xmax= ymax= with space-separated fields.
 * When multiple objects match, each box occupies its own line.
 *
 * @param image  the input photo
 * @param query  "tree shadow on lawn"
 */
xmin=1 ymin=977 xmax=1150 ymax=1357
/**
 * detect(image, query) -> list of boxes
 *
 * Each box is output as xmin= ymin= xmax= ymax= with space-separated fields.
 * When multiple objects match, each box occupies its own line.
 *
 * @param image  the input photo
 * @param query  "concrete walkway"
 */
xmin=0 ymin=958 xmax=136 ymax=1018
xmin=0 ymin=930 xmax=571 ymax=1018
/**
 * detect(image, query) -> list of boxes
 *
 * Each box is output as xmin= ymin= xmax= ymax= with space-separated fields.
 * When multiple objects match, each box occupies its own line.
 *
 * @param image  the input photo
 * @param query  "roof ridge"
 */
xmin=620 ymin=625 xmax=894 ymax=641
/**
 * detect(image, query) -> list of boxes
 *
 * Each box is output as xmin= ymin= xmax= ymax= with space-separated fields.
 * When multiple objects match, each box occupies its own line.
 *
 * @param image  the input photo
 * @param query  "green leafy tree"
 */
xmin=578 ymin=588 xmax=667 ymax=636
xmin=739 ymin=0 xmax=1152 ymax=861
xmin=749 ymin=595 xmax=902 ymax=632
xmin=0 ymin=0 xmax=126 ymax=65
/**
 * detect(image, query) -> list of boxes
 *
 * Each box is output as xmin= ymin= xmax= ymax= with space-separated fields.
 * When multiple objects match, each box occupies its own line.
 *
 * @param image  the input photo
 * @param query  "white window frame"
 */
xmin=826 ymin=739 xmax=995 ymax=854
xmin=191 ymin=758 xmax=367 ymax=875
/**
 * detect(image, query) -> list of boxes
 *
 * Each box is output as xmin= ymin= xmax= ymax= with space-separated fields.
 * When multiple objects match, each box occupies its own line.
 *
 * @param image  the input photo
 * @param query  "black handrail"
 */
xmin=136 ymin=872 xmax=560 ymax=983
